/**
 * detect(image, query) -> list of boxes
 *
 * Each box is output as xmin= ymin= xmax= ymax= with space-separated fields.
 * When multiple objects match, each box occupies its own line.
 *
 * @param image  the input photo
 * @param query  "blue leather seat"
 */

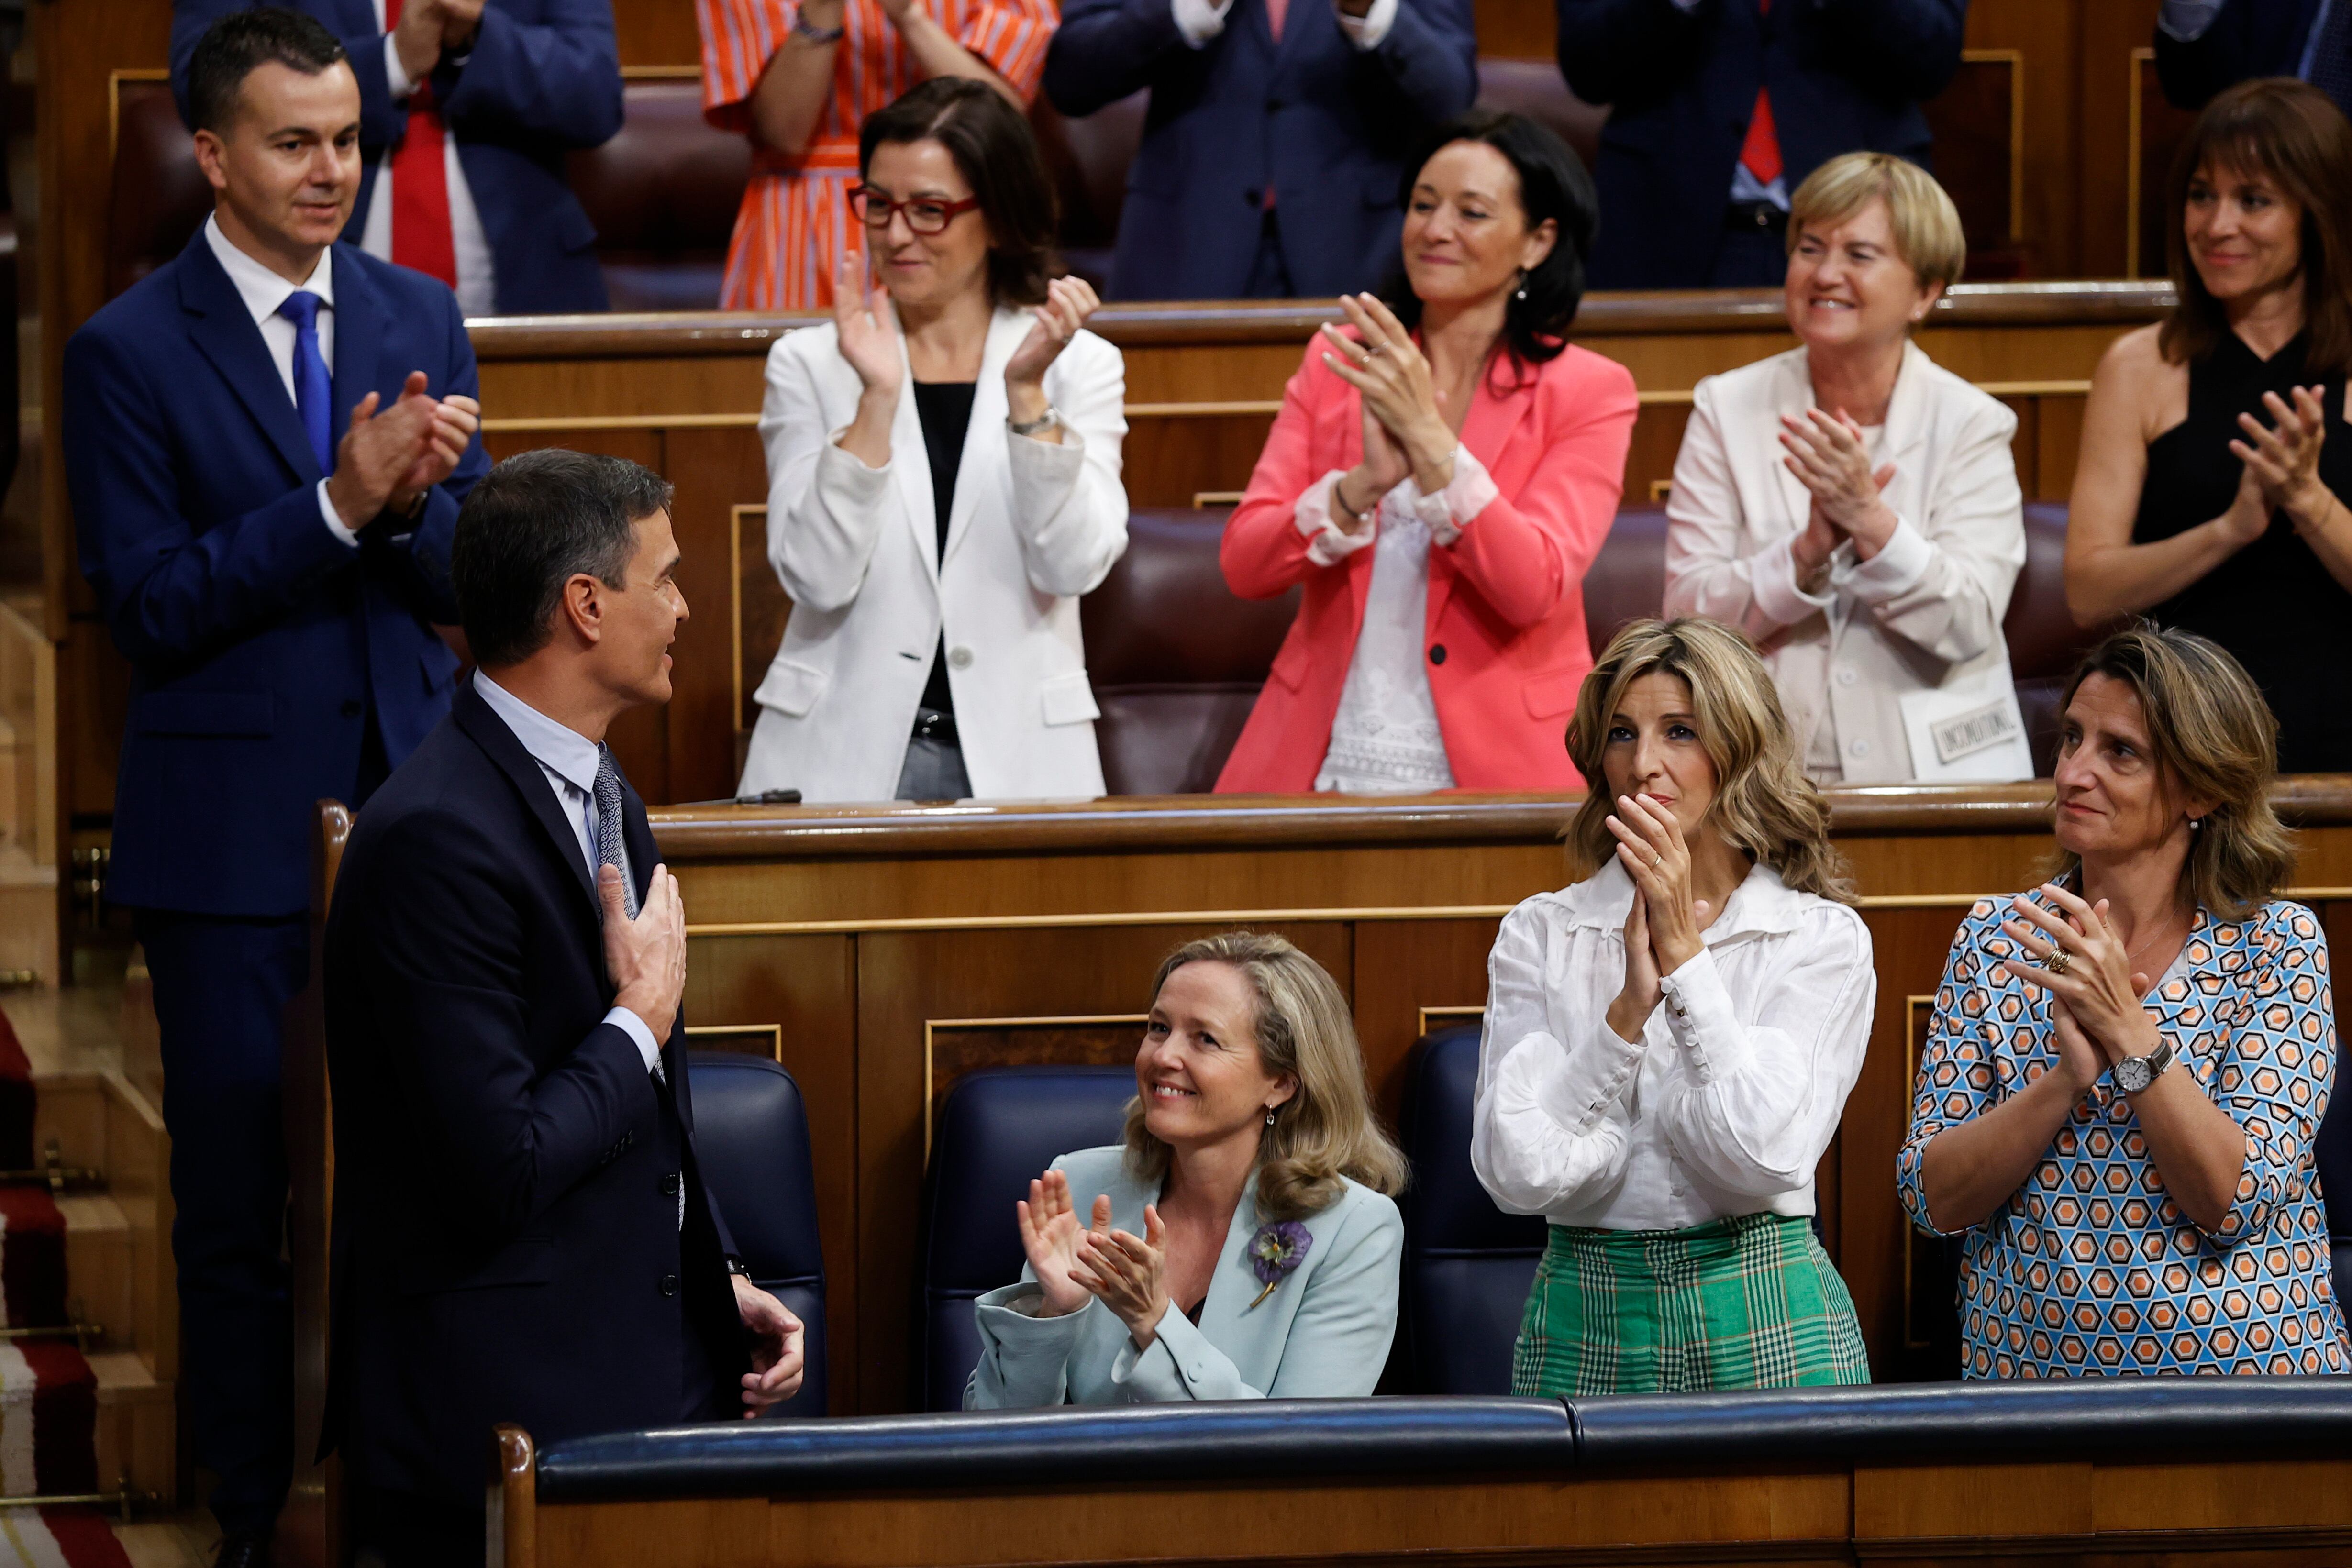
xmin=688 ymin=1052 xmax=828 ymax=1418
xmin=1398 ymin=1025 xmax=1547 ymax=1395
xmin=917 ymin=1066 xmax=1136 ymax=1411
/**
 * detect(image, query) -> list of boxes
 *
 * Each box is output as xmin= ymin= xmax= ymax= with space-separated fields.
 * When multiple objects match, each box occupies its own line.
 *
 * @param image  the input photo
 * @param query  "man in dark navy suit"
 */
xmin=1557 ymin=0 xmax=1966 ymax=288
xmin=63 ymin=10 xmax=486 ymax=1562
xmin=2155 ymin=0 xmax=2352 ymax=117
xmin=324 ymin=450 xmax=806 ymax=1567
xmin=1043 ymin=0 xmax=1477 ymax=299
xmin=171 ymin=0 xmax=624 ymax=315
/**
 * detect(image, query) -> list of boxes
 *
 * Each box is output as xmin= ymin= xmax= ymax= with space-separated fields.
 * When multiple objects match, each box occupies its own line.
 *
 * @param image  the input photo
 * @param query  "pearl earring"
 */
xmin=2190 ymin=817 xmax=2203 ymax=832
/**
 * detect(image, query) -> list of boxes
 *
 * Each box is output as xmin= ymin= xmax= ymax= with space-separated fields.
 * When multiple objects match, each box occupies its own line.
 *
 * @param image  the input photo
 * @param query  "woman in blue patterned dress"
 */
xmin=1900 ymin=625 xmax=2349 ymax=1376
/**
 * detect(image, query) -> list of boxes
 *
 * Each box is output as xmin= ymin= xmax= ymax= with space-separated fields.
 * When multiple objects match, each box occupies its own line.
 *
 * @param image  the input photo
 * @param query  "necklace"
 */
xmin=2119 ymin=908 xmax=2189 ymax=985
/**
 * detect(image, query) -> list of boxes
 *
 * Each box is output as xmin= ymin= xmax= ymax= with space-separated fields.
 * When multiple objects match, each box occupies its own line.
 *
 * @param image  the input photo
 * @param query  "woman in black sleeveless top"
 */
xmin=2067 ymin=78 xmax=2352 ymax=774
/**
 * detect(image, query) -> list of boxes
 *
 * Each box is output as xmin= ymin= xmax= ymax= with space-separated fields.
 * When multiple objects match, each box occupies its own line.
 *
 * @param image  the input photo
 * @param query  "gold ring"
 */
xmin=2042 ymin=949 xmax=2072 ymax=976
xmin=1651 ymin=851 xmax=1663 ymax=869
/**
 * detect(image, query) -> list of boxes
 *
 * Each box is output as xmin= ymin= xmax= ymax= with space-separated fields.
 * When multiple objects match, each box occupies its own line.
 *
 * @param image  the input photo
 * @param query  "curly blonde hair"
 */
xmin=1564 ymin=618 xmax=1855 ymax=905
xmin=1121 ymin=932 xmax=1407 ymax=1222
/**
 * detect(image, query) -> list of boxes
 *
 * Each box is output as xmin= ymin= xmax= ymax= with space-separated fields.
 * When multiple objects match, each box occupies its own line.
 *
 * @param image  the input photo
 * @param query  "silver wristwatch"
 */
xmin=2112 ymin=1038 xmax=2176 ymax=1095
xmin=1008 ymin=405 xmax=1061 ymax=438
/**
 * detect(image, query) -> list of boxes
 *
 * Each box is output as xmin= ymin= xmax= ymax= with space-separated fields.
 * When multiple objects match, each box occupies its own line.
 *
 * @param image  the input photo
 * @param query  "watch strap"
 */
xmin=791 ymin=11 xmax=846 ymax=42
xmin=1008 ymin=405 xmax=1060 ymax=437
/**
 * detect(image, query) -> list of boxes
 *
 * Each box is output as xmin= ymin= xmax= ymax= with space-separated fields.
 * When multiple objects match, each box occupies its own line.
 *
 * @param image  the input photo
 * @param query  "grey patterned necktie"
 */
xmin=594 ymin=744 xmax=638 ymax=919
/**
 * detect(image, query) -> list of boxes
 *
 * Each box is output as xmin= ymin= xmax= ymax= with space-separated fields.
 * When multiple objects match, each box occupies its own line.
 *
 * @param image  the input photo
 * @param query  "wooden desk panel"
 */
xmin=647 ymin=782 xmax=2352 ymax=1411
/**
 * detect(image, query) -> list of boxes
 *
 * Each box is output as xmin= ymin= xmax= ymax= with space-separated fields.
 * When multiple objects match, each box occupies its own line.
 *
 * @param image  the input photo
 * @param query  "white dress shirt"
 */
xmin=472 ymin=672 xmax=665 ymax=1080
xmin=203 ymin=215 xmax=360 ymax=548
xmin=1471 ymin=860 xmax=1875 ymax=1232
xmin=1174 ymin=0 xmax=1398 ymax=50
xmin=362 ymin=0 xmax=498 ymax=316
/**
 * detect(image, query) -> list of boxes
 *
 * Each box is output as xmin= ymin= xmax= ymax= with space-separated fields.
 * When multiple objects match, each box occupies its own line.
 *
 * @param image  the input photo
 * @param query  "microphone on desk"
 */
xmin=671 ymin=788 xmax=804 ymax=806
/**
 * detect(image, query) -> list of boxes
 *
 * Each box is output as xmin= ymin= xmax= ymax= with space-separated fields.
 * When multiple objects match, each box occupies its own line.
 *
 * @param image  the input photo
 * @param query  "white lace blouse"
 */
xmin=1291 ymin=451 xmax=1501 ymax=795
xmin=1471 ymin=860 xmax=1876 ymax=1232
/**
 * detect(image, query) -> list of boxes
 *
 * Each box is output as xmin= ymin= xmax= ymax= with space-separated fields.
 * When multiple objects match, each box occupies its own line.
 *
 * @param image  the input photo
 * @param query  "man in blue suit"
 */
xmin=1043 ymin=0 xmax=1477 ymax=300
xmin=2155 ymin=0 xmax=2352 ymax=117
xmin=63 ymin=11 xmax=486 ymax=1562
xmin=1558 ymin=0 xmax=1965 ymax=288
xmin=170 ymin=0 xmax=623 ymax=315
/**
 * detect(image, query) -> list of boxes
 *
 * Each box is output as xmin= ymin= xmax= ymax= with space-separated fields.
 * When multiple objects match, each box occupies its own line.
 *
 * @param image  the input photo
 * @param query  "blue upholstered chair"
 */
xmin=1397 ymin=1025 xmax=1547 ymax=1395
xmin=688 ymin=1051 xmax=829 ymax=1418
xmin=917 ymin=1066 xmax=1136 ymax=1412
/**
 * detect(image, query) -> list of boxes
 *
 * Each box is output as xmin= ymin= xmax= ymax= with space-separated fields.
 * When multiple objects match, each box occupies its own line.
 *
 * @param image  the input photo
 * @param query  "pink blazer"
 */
xmin=1215 ymin=335 xmax=1638 ymax=793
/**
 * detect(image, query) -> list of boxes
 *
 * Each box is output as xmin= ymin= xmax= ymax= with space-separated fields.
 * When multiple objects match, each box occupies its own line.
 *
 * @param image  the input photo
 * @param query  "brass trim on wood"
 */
xmin=482 ymin=413 xmax=760 ymax=432
xmin=1129 ymin=400 xmax=1282 ymax=417
xmin=1962 ymin=47 xmax=2028 ymax=242
xmin=2128 ymin=46 xmax=2154 ymax=280
xmin=108 ymin=67 xmax=170 ymax=165
xmin=1417 ymin=1006 xmax=1487 ymax=1038
xmin=689 ymin=906 xmax=1512 ymax=939
xmin=684 ymin=1023 xmax=785 ymax=1062
xmin=923 ymin=1014 xmax=1149 ymax=1157
xmin=1192 ymin=491 xmax=1246 ymax=508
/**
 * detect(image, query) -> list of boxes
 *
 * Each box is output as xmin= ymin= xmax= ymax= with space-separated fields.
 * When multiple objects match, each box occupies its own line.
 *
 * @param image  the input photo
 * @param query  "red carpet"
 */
xmin=0 ymin=1011 xmax=129 ymax=1568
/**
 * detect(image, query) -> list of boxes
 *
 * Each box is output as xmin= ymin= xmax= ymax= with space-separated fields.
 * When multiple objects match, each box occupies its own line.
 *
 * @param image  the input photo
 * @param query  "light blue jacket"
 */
xmin=963 ymin=1145 xmax=1403 ymax=1408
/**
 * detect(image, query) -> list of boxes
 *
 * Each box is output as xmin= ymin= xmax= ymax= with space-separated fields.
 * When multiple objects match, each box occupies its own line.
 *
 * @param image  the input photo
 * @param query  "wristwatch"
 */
xmin=2112 ymin=1038 xmax=2176 ymax=1095
xmin=1008 ymin=405 xmax=1062 ymax=438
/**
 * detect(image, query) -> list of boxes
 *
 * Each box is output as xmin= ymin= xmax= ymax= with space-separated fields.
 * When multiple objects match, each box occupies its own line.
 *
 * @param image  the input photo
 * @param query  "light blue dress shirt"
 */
xmin=964 ymin=1144 xmax=1403 ymax=1407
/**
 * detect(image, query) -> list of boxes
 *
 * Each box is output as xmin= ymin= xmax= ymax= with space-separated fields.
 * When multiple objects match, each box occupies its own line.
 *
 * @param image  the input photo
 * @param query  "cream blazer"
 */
xmin=1662 ymin=342 xmax=2026 ymax=784
xmin=737 ymin=305 xmax=1129 ymax=803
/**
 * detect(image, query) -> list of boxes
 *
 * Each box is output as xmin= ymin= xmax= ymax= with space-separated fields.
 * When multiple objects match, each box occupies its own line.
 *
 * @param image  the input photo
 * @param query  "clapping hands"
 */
xmin=325 ymin=371 xmax=480 ymax=532
xmin=2230 ymin=384 xmax=2331 ymax=535
xmin=1602 ymin=794 xmax=1716 ymax=1044
xmin=1780 ymin=408 xmax=1898 ymax=571
xmin=1015 ymin=1170 xmax=1172 ymax=1348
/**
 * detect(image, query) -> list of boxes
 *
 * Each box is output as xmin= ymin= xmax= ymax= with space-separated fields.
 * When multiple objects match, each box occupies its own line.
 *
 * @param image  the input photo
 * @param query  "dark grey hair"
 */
xmin=452 ymin=449 xmax=675 ymax=669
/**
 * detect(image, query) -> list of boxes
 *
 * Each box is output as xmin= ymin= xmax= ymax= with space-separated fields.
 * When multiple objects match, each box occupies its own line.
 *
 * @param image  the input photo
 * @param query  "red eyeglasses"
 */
xmin=847 ymin=188 xmax=983 ymax=235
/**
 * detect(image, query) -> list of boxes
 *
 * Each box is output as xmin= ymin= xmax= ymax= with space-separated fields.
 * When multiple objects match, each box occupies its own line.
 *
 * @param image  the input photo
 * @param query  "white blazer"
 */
xmin=1662 ymin=342 xmax=2027 ymax=784
xmin=737 ymin=305 xmax=1130 ymax=803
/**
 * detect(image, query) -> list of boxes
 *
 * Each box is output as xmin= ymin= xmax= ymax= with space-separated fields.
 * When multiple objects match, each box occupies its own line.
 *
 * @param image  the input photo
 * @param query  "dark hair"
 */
xmin=858 ymin=78 xmax=1057 ymax=307
xmin=186 ymin=7 xmax=348 ymax=135
xmin=2051 ymin=624 xmax=2291 ymax=922
xmin=1376 ymin=109 xmax=1598 ymax=377
xmin=2160 ymin=77 xmax=2352 ymax=378
xmin=452 ymin=450 xmax=676 ymax=669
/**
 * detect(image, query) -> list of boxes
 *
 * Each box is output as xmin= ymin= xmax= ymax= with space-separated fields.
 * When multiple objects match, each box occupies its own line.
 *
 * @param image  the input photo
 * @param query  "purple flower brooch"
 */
xmin=1245 ymin=1220 xmax=1313 ymax=1309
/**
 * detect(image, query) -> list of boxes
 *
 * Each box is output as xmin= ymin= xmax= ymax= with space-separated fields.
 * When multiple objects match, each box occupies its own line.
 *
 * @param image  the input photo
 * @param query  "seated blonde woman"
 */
xmin=1664 ymin=152 xmax=2029 ymax=784
xmin=1473 ymin=618 xmax=1875 ymax=1394
xmin=965 ymin=932 xmax=1407 ymax=1407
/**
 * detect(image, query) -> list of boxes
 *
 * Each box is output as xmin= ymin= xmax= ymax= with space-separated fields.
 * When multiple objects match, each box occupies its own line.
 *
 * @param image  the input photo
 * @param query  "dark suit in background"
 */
xmin=1557 ymin=0 xmax=1966 ymax=288
xmin=2152 ymin=0 xmax=2352 ymax=115
xmin=169 ymin=0 xmax=625 ymax=314
xmin=62 ymin=227 xmax=488 ymax=1535
xmin=1043 ymin=0 xmax=1477 ymax=300
xmin=323 ymin=677 xmax=746 ymax=1520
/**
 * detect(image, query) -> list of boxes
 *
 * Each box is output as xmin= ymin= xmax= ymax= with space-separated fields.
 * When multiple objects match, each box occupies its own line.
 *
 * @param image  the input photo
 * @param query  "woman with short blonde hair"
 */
xmin=1902 ymin=626 xmax=2350 ymax=1376
xmin=1664 ymin=150 xmax=2030 ymax=784
xmin=967 ymin=932 xmax=1406 ymax=1407
xmin=1474 ymin=618 xmax=1876 ymax=1394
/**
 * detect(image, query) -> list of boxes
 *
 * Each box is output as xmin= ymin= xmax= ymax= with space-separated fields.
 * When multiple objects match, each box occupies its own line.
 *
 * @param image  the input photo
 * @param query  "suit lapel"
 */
xmin=1879 ymin=339 xmax=1932 ymax=486
xmin=177 ymin=228 xmax=322 ymax=484
xmin=331 ymin=246 xmax=387 ymax=441
xmin=451 ymin=679 xmax=601 ymax=918
xmin=1770 ymin=350 xmax=1819 ymax=537
xmin=1426 ymin=356 xmax=1533 ymax=629
xmin=942 ymin=311 xmax=1026 ymax=572
xmin=881 ymin=302 xmax=940 ymax=588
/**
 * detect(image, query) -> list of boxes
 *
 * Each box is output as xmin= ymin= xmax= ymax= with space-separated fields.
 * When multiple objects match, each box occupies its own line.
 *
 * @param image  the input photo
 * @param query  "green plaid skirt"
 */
xmin=1510 ymin=1212 xmax=1871 ymax=1396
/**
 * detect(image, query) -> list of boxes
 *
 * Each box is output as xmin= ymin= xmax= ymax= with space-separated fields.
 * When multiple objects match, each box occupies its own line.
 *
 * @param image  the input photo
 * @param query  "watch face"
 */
xmin=2115 ymin=1056 xmax=2153 ymax=1094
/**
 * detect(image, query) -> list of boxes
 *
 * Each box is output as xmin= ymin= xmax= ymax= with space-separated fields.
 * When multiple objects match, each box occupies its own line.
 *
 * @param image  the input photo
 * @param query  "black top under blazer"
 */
xmin=322 ymin=676 xmax=747 ymax=1502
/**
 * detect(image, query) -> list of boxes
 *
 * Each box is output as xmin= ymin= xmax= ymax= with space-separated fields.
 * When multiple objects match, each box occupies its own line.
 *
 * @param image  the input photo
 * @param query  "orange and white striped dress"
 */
xmin=698 ymin=0 xmax=1058 ymax=311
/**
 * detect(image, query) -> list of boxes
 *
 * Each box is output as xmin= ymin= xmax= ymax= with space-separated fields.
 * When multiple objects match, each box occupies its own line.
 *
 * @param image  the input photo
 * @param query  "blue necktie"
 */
xmin=277 ymin=290 xmax=334 ymax=475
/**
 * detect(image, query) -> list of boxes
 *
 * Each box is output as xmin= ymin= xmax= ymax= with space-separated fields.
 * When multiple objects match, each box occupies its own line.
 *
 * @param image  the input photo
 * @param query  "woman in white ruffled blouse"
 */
xmin=1473 ymin=617 xmax=1876 ymax=1394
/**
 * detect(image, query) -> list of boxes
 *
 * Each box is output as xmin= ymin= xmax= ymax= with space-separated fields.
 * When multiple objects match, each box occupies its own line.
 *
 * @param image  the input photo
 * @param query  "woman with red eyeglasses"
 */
xmin=738 ymin=77 xmax=1130 ymax=803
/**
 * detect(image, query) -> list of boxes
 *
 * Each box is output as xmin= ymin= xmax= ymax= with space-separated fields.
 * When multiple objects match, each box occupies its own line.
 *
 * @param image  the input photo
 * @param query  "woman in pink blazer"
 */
xmin=1216 ymin=111 xmax=1638 ymax=795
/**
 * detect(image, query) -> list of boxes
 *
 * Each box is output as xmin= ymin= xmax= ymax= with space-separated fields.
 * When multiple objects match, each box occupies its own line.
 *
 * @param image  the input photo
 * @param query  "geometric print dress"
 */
xmin=1897 ymin=894 xmax=2351 ymax=1377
